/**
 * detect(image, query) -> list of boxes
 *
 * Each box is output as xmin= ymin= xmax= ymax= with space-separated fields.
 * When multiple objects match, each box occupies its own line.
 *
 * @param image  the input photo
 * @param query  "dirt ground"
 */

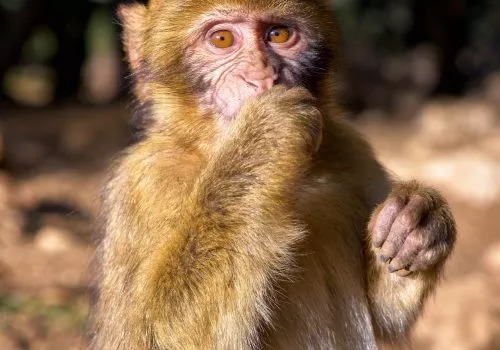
xmin=0 ymin=102 xmax=499 ymax=349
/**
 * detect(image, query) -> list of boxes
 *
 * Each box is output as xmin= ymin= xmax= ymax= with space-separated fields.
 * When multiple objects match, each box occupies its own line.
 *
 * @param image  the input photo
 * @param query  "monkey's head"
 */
xmin=120 ymin=0 xmax=338 ymax=124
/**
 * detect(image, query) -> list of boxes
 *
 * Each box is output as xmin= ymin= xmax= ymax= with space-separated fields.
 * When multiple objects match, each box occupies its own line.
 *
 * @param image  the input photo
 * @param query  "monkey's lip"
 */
xmin=215 ymin=85 xmax=268 ymax=122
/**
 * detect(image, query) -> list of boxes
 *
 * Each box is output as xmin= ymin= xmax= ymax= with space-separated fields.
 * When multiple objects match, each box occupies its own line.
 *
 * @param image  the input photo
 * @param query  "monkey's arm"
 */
xmin=365 ymin=180 xmax=456 ymax=342
xmin=95 ymin=87 xmax=321 ymax=349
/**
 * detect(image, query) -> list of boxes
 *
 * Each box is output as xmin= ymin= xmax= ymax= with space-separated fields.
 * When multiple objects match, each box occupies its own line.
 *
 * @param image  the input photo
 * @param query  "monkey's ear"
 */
xmin=118 ymin=4 xmax=147 ymax=72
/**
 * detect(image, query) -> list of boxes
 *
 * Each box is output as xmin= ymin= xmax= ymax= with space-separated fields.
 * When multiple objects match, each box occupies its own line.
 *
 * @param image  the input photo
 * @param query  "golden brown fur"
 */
xmin=89 ymin=1 xmax=456 ymax=349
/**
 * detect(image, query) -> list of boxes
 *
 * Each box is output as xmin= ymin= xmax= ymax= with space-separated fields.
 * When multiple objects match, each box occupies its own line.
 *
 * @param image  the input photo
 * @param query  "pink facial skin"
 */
xmin=184 ymin=14 xmax=311 ymax=121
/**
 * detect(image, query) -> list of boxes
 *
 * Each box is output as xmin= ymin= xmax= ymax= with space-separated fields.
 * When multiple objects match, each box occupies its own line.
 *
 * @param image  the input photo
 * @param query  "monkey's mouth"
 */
xmin=211 ymin=82 xmax=273 ymax=122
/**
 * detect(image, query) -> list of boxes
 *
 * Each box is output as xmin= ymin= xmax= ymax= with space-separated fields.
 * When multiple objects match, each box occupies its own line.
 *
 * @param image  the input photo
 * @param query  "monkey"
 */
xmin=89 ymin=0 xmax=456 ymax=349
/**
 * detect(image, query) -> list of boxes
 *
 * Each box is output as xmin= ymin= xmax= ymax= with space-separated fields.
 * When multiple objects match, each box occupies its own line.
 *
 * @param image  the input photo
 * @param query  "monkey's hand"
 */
xmin=230 ymin=85 xmax=323 ymax=159
xmin=368 ymin=180 xmax=456 ymax=277
xmin=197 ymin=85 xmax=323 ymax=212
xmin=366 ymin=181 xmax=456 ymax=341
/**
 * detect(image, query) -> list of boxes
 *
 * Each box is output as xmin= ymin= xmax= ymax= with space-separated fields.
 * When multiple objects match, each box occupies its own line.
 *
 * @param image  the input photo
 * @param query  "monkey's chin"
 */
xmin=217 ymin=103 xmax=242 ymax=124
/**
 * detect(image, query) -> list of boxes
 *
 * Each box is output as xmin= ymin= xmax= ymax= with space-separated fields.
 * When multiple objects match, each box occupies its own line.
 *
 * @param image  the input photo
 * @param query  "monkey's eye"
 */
xmin=267 ymin=26 xmax=291 ymax=44
xmin=210 ymin=30 xmax=234 ymax=49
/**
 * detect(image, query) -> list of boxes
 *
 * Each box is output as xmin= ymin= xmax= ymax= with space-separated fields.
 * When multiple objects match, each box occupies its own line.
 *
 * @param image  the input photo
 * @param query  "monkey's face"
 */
xmin=121 ymin=0 xmax=337 ymax=122
xmin=184 ymin=14 xmax=323 ymax=121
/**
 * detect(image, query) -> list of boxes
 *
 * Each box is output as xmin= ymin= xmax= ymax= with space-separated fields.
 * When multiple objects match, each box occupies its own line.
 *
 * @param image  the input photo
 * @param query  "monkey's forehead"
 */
xmin=158 ymin=0 xmax=335 ymax=27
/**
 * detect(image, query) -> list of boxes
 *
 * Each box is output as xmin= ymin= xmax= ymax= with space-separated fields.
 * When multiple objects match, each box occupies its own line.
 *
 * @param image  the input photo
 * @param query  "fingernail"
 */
xmin=379 ymin=254 xmax=390 ymax=263
xmin=396 ymin=269 xmax=413 ymax=277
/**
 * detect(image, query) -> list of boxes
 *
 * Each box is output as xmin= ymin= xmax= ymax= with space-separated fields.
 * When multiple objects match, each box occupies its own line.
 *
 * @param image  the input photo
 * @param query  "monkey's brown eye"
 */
xmin=210 ymin=30 xmax=234 ymax=49
xmin=267 ymin=26 xmax=291 ymax=44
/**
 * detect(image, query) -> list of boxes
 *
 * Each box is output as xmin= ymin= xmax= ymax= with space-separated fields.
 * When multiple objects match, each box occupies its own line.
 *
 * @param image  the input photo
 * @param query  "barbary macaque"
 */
xmin=89 ymin=0 xmax=456 ymax=349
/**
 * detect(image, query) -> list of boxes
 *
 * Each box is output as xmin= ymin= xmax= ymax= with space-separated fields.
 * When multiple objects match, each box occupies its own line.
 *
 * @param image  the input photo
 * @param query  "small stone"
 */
xmin=34 ymin=226 xmax=77 ymax=253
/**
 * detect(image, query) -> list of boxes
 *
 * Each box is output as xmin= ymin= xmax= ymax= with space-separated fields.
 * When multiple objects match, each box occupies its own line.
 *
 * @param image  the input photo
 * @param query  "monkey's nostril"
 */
xmin=246 ymin=78 xmax=275 ymax=94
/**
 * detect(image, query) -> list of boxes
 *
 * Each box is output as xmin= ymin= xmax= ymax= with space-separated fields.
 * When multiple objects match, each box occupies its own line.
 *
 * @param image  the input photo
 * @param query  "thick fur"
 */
xmin=89 ymin=1 xmax=456 ymax=349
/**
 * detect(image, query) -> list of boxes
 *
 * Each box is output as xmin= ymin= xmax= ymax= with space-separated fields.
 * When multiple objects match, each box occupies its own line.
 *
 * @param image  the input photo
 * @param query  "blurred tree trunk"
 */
xmin=406 ymin=0 xmax=470 ymax=95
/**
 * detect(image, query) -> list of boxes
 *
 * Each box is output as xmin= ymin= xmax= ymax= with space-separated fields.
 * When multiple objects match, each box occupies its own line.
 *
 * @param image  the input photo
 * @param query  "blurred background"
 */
xmin=0 ymin=0 xmax=499 ymax=349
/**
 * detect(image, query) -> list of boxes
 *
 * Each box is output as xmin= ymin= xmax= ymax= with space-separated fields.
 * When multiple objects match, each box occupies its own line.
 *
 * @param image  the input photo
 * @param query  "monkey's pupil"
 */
xmin=268 ymin=27 xmax=289 ymax=42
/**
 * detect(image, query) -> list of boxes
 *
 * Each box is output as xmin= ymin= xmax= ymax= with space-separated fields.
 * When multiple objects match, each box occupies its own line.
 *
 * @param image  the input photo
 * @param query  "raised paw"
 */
xmin=260 ymin=85 xmax=315 ymax=105
xmin=368 ymin=181 xmax=456 ymax=277
xmin=241 ymin=85 xmax=323 ymax=153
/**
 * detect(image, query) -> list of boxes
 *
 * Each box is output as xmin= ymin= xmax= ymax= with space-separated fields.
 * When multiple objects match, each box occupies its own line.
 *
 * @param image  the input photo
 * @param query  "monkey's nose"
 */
xmin=246 ymin=77 xmax=276 ymax=94
xmin=243 ymin=64 xmax=278 ymax=94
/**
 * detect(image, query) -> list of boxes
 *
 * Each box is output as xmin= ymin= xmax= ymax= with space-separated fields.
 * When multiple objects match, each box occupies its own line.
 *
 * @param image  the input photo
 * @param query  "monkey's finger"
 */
xmin=370 ymin=196 xmax=406 ymax=249
xmin=409 ymin=243 xmax=451 ymax=272
xmin=379 ymin=195 xmax=426 ymax=261
xmin=392 ymin=207 xmax=455 ymax=273
xmin=387 ymin=229 xmax=430 ymax=273
xmin=410 ymin=207 xmax=455 ymax=272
